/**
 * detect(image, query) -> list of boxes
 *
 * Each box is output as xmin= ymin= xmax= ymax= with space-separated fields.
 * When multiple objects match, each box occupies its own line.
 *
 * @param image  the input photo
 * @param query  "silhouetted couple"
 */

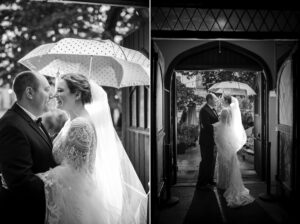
xmin=197 ymin=93 xmax=254 ymax=208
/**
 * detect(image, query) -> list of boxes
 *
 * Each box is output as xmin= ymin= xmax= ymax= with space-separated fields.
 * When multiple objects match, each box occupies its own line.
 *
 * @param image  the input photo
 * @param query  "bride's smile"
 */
xmin=55 ymin=79 xmax=82 ymax=114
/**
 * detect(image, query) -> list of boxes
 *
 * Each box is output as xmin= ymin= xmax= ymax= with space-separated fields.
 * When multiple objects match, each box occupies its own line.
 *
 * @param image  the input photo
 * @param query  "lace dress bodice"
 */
xmin=37 ymin=117 xmax=99 ymax=224
xmin=37 ymin=81 xmax=147 ymax=224
xmin=52 ymin=117 xmax=97 ymax=173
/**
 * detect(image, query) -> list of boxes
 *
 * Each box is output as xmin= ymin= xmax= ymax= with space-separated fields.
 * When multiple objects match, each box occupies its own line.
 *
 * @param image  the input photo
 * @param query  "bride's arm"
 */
xmin=36 ymin=170 xmax=50 ymax=182
xmin=212 ymin=121 xmax=220 ymax=127
xmin=35 ymin=169 xmax=57 ymax=191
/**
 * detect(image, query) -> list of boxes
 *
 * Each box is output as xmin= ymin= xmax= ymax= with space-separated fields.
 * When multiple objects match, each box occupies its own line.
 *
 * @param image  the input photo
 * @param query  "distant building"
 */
xmin=176 ymin=72 xmax=197 ymax=88
xmin=176 ymin=71 xmax=208 ymax=98
xmin=195 ymin=73 xmax=208 ymax=98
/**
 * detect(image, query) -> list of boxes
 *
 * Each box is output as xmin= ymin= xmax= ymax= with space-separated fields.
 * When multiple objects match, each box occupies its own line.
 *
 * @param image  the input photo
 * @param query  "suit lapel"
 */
xmin=40 ymin=123 xmax=53 ymax=147
xmin=12 ymin=103 xmax=52 ymax=149
xmin=206 ymin=104 xmax=218 ymax=120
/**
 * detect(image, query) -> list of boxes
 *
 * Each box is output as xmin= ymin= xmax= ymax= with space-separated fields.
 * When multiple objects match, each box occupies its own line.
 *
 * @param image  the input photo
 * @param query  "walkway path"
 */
xmin=158 ymin=182 xmax=293 ymax=224
xmin=161 ymin=143 xmax=294 ymax=224
xmin=177 ymin=143 xmax=255 ymax=184
xmin=183 ymin=187 xmax=275 ymax=224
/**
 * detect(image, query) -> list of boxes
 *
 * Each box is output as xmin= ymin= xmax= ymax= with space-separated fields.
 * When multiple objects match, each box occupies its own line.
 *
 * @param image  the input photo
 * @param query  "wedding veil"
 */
xmin=229 ymin=96 xmax=247 ymax=152
xmin=85 ymin=80 xmax=147 ymax=224
xmin=216 ymin=96 xmax=247 ymax=153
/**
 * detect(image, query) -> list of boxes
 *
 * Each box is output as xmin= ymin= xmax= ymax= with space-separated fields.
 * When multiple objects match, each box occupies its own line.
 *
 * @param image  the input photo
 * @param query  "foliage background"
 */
xmin=0 ymin=0 xmax=145 ymax=86
xmin=177 ymin=70 xmax=257 ymax=110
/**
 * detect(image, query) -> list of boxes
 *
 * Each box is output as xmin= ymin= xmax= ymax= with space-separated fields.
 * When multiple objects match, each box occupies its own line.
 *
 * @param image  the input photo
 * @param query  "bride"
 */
xmin=37 ymin=73 xmax=147 ymax=223
xmin=213 ymin=94 xmax=254 ymax=208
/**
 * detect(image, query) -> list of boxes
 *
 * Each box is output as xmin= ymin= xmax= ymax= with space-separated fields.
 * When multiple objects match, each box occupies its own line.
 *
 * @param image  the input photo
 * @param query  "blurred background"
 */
xmin=0 ymin=0 xmax=150 ymax=192
xmin=0 ymin=0 xmax=145 ymax=126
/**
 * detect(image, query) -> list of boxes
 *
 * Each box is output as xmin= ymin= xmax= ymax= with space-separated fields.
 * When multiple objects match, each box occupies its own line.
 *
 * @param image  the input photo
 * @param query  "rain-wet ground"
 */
xmin=177 ymin=142 xmax=255 ymax=184
xmin=177 ymin=144 xmax=201 ymax=184
xmin=157 ymin=180 xmax=295 ymax=224
xmin=157 ymin=143 xmax=296 ymax=224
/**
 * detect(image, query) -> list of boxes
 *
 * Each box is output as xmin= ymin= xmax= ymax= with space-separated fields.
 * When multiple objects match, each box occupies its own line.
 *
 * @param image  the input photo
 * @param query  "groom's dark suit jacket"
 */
xmin=0 ymin=103 xmax=57 ymax=224
xmin=199 ymin=103 xmax=219 ymax=146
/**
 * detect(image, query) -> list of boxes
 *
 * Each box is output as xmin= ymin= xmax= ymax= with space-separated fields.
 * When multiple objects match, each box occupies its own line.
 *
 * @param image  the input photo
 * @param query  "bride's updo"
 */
xmin=220 ymin=108 xmax=232 ymax=125
xmin=61 ymin=73 xmax=92 ymax=105
xmin=223 ymin=94 xmax=232 ymax=106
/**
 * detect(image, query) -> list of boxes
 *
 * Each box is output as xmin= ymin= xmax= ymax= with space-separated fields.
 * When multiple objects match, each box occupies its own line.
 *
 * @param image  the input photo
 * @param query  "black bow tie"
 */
xmin=35 ymin=117 xmax=42 ymax=125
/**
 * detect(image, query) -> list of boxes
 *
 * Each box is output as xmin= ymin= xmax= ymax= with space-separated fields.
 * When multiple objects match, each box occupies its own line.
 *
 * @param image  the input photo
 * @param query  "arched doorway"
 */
xmin=151 ymin=3 xmax=300 ymax=223
xmin=163 ymin=41 xmax=272 ymax=187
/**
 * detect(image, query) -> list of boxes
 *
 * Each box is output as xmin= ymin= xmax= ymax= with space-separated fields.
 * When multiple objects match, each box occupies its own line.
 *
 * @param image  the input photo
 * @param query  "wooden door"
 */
xmin=254 ymin=72 xmax=265 ymax=179
xmin=277 ymin=58 xmax=294 ymax=196
xmin=170 ymin=76 xmax=177 ymax=184
xmin=122 ymin=26 xmax=150 ymax=191
xmin=151 ymin=42 xmax=166 ymax=206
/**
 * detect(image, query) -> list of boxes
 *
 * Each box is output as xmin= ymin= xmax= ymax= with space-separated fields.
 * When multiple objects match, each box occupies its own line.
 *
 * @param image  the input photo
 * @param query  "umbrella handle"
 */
xmin=88 ymin=56 xmax=93 ymax=79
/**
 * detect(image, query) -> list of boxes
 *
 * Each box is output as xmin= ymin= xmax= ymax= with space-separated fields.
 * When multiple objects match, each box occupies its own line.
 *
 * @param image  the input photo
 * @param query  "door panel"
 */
xmin=156 ymin=58 xmax=165 ymax=199
xmin=254 ymin=72 xmax=264 ymax=179
xmin=152 ymin=42 xmax=166 ymax=203
xmin=277 ymin=59 xmax=293 ymax=193
xmin=170 ymin=76 xmax=177 ymax=184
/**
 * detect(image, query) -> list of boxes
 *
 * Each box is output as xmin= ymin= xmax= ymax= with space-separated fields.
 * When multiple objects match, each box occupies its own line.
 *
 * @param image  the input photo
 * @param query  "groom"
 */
xmin=196 ymin=93 xmax=219 ymax=190
xmin=0 ymin=71 xmax=57 ymax=224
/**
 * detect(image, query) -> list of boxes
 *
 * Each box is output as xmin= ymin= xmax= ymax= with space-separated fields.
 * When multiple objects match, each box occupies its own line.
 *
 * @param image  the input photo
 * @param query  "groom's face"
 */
xmin=210 ymin=95 xmax=218 ymax=107
xmin=32 ymin=75 xmax=52 ymax=116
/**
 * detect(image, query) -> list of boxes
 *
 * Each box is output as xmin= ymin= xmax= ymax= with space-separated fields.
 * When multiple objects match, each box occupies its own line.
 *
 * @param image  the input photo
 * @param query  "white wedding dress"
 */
xmin=213 ymin=97 xmax=254 ymax=208
xmin=37 ymin=81 xmax=147 ymax=224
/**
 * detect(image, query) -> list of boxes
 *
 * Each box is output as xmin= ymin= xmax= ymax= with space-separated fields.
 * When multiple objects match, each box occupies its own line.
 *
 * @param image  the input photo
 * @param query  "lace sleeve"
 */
xmin=63 ymin=117 xmax=97 ymax=172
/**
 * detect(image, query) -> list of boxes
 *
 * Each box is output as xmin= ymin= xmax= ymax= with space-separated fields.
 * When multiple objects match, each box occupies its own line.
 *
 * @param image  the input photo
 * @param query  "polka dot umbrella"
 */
xmin=18 ymin=38 xmax=150 ymax=88
xmin=208 ymin=81 xmax=256 ymax=96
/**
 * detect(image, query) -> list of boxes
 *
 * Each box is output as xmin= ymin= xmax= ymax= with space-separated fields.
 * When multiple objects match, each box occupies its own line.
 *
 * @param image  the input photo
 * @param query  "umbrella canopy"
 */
xmin=208 ymin=81 xmax=256 ymax=96
xmin=18 ymin=38 xmax=150 ymax=88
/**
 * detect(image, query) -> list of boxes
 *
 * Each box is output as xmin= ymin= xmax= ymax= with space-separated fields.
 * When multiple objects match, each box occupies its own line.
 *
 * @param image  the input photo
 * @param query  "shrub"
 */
xmin=177 ymin=123 xmax=199 ymax=153
xmin=241 ymin=110 xmax=254 ymax=129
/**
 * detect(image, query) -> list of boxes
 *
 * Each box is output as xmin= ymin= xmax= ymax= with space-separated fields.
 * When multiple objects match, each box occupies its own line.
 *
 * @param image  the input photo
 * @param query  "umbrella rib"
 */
xmin=88 ymin=56 xmax=93 ymax=79
xmin=118 ymin=44 xmax=128 ymax=61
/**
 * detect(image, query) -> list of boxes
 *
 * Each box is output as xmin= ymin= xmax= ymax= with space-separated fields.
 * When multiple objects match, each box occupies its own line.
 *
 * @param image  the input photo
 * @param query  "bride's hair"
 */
xmin=61 ymin=73 xmax=92 ymax=105
xmin=220 ymin=108 xmax=232 ymax=125
xmin=223 ymin=94 xmax=232 ymax=105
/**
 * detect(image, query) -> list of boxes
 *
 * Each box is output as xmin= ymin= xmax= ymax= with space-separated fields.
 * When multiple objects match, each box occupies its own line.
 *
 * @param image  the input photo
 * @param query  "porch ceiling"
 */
xmin=175 ymin=44 xmax=262 ymax=71
xmin=152 ymin=0 xmax=300 ymax=11
xmin=151 ymin=8 xmax=300 ymax=39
